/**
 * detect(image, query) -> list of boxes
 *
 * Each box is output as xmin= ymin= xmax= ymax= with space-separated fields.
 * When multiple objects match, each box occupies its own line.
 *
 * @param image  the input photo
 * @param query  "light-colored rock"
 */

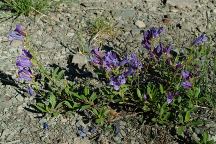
xmin=135 ymin=20 xmax=146 ymax=28
xmin=167 ymin=0 xmax=197 ymax=9
xmin=72 ymin=53 xmax=88 ymax=67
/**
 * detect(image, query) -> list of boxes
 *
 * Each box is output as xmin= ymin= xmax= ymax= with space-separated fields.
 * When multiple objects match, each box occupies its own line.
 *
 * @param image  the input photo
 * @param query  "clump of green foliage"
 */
xmin=0 ymin=0 xmax=51 ymax=15
xmin=9 ymin=23 xmax=216 ymax=143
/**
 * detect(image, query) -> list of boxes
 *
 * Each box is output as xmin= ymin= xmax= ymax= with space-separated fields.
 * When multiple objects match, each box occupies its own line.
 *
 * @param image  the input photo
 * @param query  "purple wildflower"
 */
xmin=150 ymin=27 xmax=164 ymax=38
xmin=142 ymin=27 xmax=164 ymax=50
xmin=163 ymin=44 xmax=172 ymax=54
xmin=193 ymin=34 xmax=208 ymax=46
xmin=127 ymin=53 xmax=143 ymax=69
xmin=16 ymin=49 xmax=33 ymax=70
xmin=27 ymin=86 xmax=35 ymax=96
xmin=90 ymin=48 xmax=104 ymax=66
xmin=17 ymin=68 xmax=33 ymax=81
xmin=109 ymin=75 xmax=126 ymax=90
xmin=21 ymin=49 xmax=32 ymax=59
xmin=123 ymin=67 xmax=134 ymax=77
xmin=103 ymin=51 xmax=120 ymax=70
xmin=77 ymin=126 xmax=87 ymax=138
xmin=8 ymin=24 xmax=26 ymax=42
xmin=16 ymin=56 xmax=32 ymax=69
xmin=43 ymin=122 xmax=49 ymax=130
xmin=153 ymin=43 xmax=163 ymax=57
xmin=175 ymin=62 xmax=182 ymax=69
xmin=144 ymin=94 xmax=147 ymax=101
xmin=181 ymin=70 xmax=190 ymax=80
xmin=181 ymin=81 xmax=192 ymax=89
xmin=167 ymin=92 xmax=175 ymax=104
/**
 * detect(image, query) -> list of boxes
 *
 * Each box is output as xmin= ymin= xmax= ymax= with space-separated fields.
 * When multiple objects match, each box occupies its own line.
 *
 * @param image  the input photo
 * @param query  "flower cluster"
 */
xmin=142 ymin=27 xmax=172 ymax=59
xmin=16 ymin=49 xmax=33 ymax=82
xmin=8 ymin=24 xmax=26 ymax=42
xmin=141 ymin=27 xmax=208 ymax=104
xmin=91 ymin=48 xmax=142 ymax=90
xmin=181 ymin=70 xmax=192 ymax=89
xmin=9 ymin=25 xmax=34 ymax=96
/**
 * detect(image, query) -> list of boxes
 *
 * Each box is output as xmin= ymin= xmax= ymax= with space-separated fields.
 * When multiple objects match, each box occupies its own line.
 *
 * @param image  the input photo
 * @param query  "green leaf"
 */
xmin=80 ymin=105 xmax=91 ymax=111
xmin=176 ymin=126 xmax=185 ymax=137
xmin=57 ymin=70 xmax=65 ymax=79
xmin=194 ymin=87 xmax=200 ymax=98
xmin=147 ymin=85 xmax=153 ymax=99
xmin=84 ymin=86 xmax=90 ymax=96
xmin=159 ymin=84 xmax=164 ymax=94
xmin=90 ymin=92 xmax=97 ymax=102
xmin=49 ymin=94 xmax=57 ymax=109
xmin=185 ymin=111 xmax=191 ymax=123
xmin=64 ymin=101 xmax=73 ymax=109
xmin=72 ymin=92 xmax=86 ymax=100
xmin=35 ymin=103 xmax=47 ymax=113
xmin=53 ymin=67 xmax=59 ymax=78
xmin=136 ymin=88 xmax=142 ymax=101
xmin=202 ymin=131 xmax=209 ymax=144
xmin=92 ymin=108 xmax=98 ymax=116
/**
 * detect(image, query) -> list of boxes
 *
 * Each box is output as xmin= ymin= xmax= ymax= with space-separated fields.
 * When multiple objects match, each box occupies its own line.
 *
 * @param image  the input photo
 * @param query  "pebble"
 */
xmin=16 ymin=95 xmax=24 ymax=102
xmin=72 ymin=53 xmax=88 ymax=67
xmin=135 ymin=20 xmax=146 ymax=28
xmin=166 ymin=0 xmax=196 ymax=9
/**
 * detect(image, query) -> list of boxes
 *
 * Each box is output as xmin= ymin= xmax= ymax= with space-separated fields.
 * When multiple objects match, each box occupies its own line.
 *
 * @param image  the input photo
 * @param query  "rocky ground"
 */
xmin=0 ymin=0 xmax=216 ymax=143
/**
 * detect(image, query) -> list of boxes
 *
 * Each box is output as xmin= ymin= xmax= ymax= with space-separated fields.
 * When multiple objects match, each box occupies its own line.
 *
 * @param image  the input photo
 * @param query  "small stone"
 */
xmin=17 ymin=105 xmax=23 ymax=113
xmin=72 ymin=53 xmax=88 ymax=67
xmin=135 ymin=20 xmax=146 ymax=28
xmin=1 ymin=129 xmax=10 ymax=140
xmin=213 ymin=9 xmax=216 ymax=14
xmin=16 ymin=95 xmax=24 ymax=102
xmin=167 ymin=0 xmax=196 ymax=9
xmin=120 ymin=130 xmax=126 ymax=137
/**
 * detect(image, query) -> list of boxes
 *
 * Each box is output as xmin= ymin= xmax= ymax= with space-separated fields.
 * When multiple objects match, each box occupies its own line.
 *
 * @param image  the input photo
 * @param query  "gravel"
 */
xmin=0 ymin=0 xmax=216 ymax=143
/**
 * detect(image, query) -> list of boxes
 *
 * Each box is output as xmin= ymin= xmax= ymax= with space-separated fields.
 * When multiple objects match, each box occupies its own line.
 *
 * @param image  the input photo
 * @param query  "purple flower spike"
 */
xmin=193 ymin=34 xmax=208 ymax=46
xmin=103 ymin=51 xmax=120 ymax=70
xmin=181 ymin=81 xmax=192 ymax=89
xmin=181 ymin=70 xmax=190 ymax=80
xmin=17 ymin=68 xmax=33 ymax=82
xmin=110 ymin=75 xmax=126 ymax=90
xmin=8 ymin=24 xmax=26 ymax=42
xmin=16 ymin=56 xmax=32 ymax=69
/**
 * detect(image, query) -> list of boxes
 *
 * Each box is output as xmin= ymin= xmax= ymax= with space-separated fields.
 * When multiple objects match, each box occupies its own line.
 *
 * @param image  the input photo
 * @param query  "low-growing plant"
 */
xmin=1 ymin=0 xmax=51 ymax=15
xmin=8 ymin=24 xmax=216 ymax=142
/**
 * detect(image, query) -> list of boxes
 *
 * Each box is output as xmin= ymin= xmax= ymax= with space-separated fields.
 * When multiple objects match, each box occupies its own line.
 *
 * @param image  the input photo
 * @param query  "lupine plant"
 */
xmin=9 ymin=25 xmax=215 ymax=142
